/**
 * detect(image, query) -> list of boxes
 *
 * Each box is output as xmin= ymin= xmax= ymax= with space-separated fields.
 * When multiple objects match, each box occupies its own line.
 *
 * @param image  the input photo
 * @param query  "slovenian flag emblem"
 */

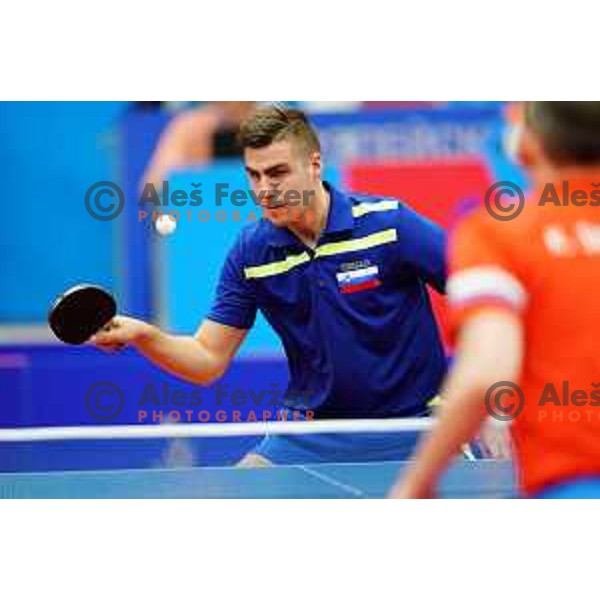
xmin=336 ymin=266 xmax=381 ymax=294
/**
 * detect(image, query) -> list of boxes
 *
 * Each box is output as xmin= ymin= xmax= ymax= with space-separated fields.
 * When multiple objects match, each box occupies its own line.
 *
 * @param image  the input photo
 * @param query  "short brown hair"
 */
xmin=237 ymin=104 xmax=321 ymax=155
xmin=525 ymin=101 xmax=600 ymax=166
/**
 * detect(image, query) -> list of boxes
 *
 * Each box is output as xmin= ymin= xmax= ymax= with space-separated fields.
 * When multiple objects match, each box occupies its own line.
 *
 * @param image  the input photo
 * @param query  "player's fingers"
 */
xmin=93 ymin=340 xmax=127 ymax=353
xmin=101 ymin=316 xmax=123 ymax=332
xmin=90 ymin=331 xmax=110 ymax=345
xmin=92 ymin=315 xmax=130 ymax=341
xmin=494 ymin=429 xmax=512 ymax=460
xmin=90 ymin=327 xmax=125 ymax=346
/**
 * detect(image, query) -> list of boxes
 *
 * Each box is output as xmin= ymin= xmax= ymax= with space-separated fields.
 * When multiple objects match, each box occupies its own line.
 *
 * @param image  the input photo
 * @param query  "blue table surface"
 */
xmin=0 ymin=460 xmax=515 ymax=499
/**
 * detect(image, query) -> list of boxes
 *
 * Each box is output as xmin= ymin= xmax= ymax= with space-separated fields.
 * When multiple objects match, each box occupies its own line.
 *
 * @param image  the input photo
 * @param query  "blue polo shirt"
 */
xmin=207 ymin=183 xmax=447 ymax=419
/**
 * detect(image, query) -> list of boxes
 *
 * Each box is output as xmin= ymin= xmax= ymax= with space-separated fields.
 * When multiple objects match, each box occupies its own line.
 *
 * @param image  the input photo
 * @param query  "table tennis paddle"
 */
xmin=48 ymin=284 xmax=117 ymax=345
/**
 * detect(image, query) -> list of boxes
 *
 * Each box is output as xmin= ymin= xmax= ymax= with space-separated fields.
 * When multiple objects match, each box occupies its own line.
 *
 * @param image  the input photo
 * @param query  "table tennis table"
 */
xmin=0 ymin=460 xmax=515 ymax=498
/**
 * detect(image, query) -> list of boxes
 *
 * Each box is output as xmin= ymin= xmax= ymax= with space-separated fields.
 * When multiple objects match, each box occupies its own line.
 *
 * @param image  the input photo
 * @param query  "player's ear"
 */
xmin=308 ymin=151 xmax=322 ymax=180
xmin=520 ymin=124 xmax=547 ymax=169
xmin=504 ymin=102 xmax=538 ymax=168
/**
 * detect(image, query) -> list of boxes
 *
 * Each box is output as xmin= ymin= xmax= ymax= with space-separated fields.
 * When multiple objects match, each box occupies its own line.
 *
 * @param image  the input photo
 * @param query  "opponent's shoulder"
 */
xmin=454 ymin=198 xmax=541 ymax=244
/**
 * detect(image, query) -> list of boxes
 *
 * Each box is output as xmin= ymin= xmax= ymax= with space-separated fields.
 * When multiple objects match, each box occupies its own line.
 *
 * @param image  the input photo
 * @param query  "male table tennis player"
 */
xmin=390 ymin=101 xmax=600 ymax=498
xmin=92 ymin=104 xmax=447 ymax=466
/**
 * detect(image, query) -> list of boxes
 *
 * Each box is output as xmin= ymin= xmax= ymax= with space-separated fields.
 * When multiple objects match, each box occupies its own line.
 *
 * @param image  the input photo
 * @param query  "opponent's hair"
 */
xmin=525 ymin=101 xmax=600 ymax=166
xmin=238 ymin=104 xmax=321 ymax=156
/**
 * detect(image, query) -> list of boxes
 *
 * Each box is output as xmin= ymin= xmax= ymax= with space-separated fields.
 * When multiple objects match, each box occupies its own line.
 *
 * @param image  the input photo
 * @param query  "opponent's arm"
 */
xmin=388 ymin=309 xmax=523 ymax=498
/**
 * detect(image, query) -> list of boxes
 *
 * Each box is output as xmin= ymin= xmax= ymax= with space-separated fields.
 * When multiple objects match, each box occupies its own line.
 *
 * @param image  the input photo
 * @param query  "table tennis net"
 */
xmin=0 ymin=417 xmax=511 ymax=474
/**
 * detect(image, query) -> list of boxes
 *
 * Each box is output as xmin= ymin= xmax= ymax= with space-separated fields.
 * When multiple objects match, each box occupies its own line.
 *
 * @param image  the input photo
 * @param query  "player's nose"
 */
xmin=259 ymin=189 xmax=276 ymax=206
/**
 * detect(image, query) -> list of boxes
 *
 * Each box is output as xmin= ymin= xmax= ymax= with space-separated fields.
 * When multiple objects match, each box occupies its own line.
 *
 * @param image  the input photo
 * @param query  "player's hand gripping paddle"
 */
xmin=48 ymin=284 xmax=117 ymax=345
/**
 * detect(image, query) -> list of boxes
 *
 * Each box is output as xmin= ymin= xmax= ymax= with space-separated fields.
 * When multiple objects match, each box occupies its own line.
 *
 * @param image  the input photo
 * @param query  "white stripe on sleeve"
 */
xmin=447 ymin=266 xmax=528 ymax=311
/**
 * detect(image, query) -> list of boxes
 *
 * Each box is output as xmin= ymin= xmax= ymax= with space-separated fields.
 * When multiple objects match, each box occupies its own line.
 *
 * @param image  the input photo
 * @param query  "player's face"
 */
xmin=244 ymin=139 xmax=321 ymax=229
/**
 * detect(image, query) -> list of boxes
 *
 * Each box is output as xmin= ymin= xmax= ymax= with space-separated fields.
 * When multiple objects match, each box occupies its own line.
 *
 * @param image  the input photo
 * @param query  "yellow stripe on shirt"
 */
xmin=243 ymin=229 xmax=398 ymax=280
xmin=315 ymin=228 xmax=398 ymax=258
xmin=244 ymin=252 xmax=311 ymax=280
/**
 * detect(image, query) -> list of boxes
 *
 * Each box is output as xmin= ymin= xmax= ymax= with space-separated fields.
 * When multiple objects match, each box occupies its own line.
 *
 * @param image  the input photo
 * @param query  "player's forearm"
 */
xmin=133 ymin=325 xmax=226 ymax=385
xmin=399 ymin=379 xmax=489 ymax=497
xmin=392 ymin=311 xmax=524 ymax=497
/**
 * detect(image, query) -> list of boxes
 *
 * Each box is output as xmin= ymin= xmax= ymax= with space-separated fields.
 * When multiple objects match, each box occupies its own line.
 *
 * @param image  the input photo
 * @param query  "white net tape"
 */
xmin=0 ymin=417 xmax=435 ymax=443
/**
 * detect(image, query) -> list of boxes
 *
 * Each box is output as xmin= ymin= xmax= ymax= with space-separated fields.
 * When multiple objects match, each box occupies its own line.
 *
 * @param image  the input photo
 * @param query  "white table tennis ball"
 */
xmin=156 ymin=214 xmax=177 ymax=236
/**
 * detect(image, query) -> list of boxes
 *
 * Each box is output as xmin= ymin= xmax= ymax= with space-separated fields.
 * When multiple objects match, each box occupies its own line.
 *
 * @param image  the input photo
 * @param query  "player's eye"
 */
xmin=269 ymin=168 xmax=289 ymax=178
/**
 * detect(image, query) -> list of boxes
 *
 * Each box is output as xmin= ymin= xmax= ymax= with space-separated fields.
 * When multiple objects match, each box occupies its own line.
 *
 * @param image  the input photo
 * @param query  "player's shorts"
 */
xmin=250 ymin=408 xmax=427 ymax=465
xmin=534 ymin=476 xmax=600 ymax=499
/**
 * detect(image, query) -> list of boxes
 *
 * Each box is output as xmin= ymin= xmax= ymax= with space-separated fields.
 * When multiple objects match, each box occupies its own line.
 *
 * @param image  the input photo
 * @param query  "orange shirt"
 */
xmin=448 ymin=178 xmax=600 ymax=495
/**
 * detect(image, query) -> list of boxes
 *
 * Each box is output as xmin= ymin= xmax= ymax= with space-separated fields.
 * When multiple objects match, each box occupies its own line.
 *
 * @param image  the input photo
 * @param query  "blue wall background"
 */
xmin=0 ymin=102 xmax=126 ymax=322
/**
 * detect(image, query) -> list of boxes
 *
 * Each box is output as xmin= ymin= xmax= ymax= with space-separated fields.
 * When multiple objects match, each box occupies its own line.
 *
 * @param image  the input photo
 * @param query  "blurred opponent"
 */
xmin=391 ymin=102 xmax=600 ymax=498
